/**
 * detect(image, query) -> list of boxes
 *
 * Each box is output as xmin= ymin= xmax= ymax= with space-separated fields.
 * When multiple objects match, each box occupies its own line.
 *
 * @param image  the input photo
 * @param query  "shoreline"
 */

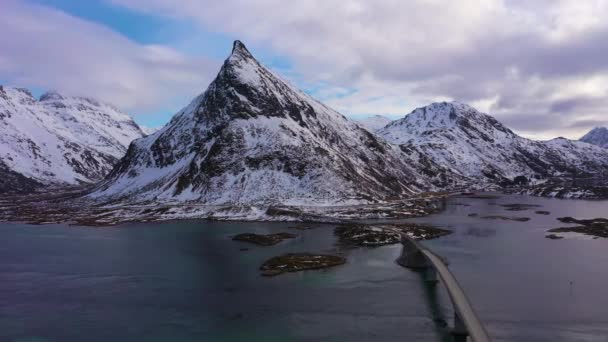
xmin=2 ymin=185 xmax=608 ymax=227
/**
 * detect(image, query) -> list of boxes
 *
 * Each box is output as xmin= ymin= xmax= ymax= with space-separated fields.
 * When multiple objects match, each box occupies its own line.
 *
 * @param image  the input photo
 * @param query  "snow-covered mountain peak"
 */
xmin=0 ymin=86 xmax=145 ymax=190
xmin=379 ymin=102 xmax=608 ymax=184
xmin=380 ymin=101 xmax=515 ymax=145
xmin=1 ymin=86 xmax=36 ymax=105
xmin=580 ymin=126 xmax=608 ymax=148
xmin=92 ymin=40 xmax=457 ymax=205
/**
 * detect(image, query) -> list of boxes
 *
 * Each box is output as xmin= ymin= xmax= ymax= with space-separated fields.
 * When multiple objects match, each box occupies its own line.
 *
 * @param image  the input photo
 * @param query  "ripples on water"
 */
xmin=0 ymin=193 xmax=607 ymax=341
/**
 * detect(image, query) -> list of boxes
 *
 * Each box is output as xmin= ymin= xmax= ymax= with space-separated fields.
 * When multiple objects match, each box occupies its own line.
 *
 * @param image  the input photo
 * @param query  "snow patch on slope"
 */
xmin=356 ymin=115 xmax=394 ymax=132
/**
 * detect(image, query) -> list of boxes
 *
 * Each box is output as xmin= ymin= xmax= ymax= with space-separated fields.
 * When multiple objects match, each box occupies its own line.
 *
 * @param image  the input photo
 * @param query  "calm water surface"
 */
xmin=1 ymin=193 xmax=607 ymax=341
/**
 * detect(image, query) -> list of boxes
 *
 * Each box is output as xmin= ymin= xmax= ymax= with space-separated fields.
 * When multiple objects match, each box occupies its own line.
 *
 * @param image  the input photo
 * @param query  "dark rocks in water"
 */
xmin=289 ymin=225 xmax=317 ymax=230
xmin=501 ymin=203 xmax=542 ymax=211
xmin=557 ymin=217 xmax=608 ymax=225
xmin=545 ymin=234 xmax=564 ymax=240
xmin=232 ymin=232 xmax=297 ymax=246
xmin=468 ymin=213 xmax=479 ymax=217
xmin=335 ymin=224 xmax=401 ymax=246
xmin=480 ymin=215 xmax=531 ymax=222
xmin=335 ymin=223 xmax=452 ymax=247
xmin=549 ymin=218 xmax=608 ymax=238
xmin=395 ymin=223 xmax=452 ymax=240
xmin=535 ymin=211 xmax=551 ymax=215
xmin=260 ymin=253 xmax=346 ymax=276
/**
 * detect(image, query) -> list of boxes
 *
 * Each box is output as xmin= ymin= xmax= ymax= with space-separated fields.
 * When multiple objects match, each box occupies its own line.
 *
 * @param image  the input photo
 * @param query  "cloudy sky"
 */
xmin=1 ymin=0 xmax=607 ymax=139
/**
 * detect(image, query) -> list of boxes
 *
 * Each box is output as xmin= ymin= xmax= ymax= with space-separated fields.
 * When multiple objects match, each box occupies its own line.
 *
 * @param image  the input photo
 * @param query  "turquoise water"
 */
xmin=1 ymin=194 xmax=607 ymax=341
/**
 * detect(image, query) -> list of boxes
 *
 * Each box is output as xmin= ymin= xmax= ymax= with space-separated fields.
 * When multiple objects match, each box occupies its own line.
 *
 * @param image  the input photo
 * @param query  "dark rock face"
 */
xmin=0 ymin=160 xmax=43 ymax=193
xmin=94 ymin=41 xmax=457 ymax=205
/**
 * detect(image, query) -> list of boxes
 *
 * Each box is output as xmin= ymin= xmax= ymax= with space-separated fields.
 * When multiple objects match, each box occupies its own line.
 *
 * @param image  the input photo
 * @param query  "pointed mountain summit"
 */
xmin=92 ymin=41 xmax=456 ymax=205
xmin=580 ymin=127 xmax=608 ymax=148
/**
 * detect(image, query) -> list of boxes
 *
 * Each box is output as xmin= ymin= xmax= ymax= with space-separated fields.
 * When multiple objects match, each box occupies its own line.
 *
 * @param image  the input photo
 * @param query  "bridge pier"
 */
xmin=452 ymin=312 xmax=470 ymax=342
xmin=397 ymin=236 xmax=430 ymax=268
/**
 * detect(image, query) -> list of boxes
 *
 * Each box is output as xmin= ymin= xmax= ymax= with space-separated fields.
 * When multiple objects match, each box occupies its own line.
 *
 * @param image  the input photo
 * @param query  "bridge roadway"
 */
xmin=398 ymin=234 xmax=491 ymax=342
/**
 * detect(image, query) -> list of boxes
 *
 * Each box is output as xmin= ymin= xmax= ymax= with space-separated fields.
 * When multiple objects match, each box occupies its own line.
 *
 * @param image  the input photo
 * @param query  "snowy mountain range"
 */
xmin=356 ymin=115 xmax=393 ymax=132
xmin=3 ymin=41 xmax=607 ymax=208
xmin=580 ymin=127 xmax=608 ymax=149
xmin=378 ymin=102 xmax=608 ymax=184
xmin=0 ymin=86 xmax=145 ymax=192
xmin=91 ymin=41 xmax=459 ymax=205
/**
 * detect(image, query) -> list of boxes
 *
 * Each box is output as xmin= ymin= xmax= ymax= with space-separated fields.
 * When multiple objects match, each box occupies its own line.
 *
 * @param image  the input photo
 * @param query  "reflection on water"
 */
xmin=0 ymin=193 xmax=607 ymax=341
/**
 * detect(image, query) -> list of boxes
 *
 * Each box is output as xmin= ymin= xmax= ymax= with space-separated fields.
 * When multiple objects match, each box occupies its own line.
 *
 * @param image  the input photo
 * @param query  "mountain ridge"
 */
xmin=379 ymin=101 xmax=608 ymax=184
xmin=0 ymin=85 xmax=145 ymax=192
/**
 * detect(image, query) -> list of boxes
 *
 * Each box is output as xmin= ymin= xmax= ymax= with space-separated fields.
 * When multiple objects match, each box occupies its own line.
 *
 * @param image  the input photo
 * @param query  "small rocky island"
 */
xmin=547 ymin=217 xmax=608 ymax=238
xmin=335 ymin=223 xmax=452 ymax=247
xmin=500 ymin=203 xmax=542 ymax=211
xmin=232 ymin=232 xmax=297 ymax=246
xmin=260 ymin=253 xmax=346 ymax=276
xmin=479 ymin=215 xmax=531 ymax=222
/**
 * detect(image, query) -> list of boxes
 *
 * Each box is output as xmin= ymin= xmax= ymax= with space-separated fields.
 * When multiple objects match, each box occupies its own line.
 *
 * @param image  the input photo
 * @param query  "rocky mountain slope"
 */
xmin=580 ymin=127 xmax=608 ymax=149
xmin=92 ymin=41 xmax=460 ymax=206
xmin=356 ymin=115 xmax=393 ymax=132
xmin=378 ymin=102 xmax=608 ymax=185
xmin=0 ymin=86 xmax=145 ymax=192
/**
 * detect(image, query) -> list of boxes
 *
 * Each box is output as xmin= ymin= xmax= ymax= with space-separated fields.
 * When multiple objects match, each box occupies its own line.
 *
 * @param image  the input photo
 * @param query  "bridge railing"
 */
xmin=397 ymin=234 xmax=491 ymax=342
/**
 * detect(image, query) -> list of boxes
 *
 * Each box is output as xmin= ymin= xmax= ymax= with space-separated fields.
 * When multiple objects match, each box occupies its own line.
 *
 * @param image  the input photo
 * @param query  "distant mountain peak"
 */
xmin=356 ymin=115 xmax=393 ymax=132
xmin=383 ymin=101 xmax=513 ymax=138
xmin=580 ymin=126 xmax=608 ymax=148
xmin=39 ymin=91 xmax=65 ymax=102
xmin=379 ymin=102 xmax=608 ymax=184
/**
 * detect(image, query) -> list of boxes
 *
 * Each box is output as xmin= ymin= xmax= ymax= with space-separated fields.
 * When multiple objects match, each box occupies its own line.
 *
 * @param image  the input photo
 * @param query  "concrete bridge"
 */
xmin=397 ymin=234 xmax=491 ymax=342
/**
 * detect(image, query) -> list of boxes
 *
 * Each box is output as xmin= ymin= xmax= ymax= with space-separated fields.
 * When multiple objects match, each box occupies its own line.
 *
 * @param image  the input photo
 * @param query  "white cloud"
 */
xmin=0 ymin=0 xmax=219 ymax=115
xmin=111 ymin=0 xmax=608 ymax=139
